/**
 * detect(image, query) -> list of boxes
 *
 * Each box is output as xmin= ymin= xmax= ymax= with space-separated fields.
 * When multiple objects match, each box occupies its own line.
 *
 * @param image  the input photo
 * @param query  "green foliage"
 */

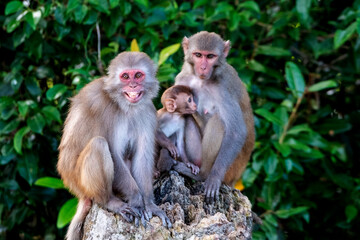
xmin=0 ymin=0 xmax=359 ymax=239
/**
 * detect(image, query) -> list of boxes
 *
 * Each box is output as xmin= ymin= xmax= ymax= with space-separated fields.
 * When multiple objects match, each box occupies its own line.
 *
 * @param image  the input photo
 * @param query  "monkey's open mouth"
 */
xmin=124 ymin=91 xmax=143 ymax=103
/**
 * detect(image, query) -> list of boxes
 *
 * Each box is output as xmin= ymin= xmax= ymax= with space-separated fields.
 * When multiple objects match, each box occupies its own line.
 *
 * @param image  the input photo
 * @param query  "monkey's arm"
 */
xmin=177 ymin=127 xmax=200 ymax=175
xmin=156 ymin=129 xmax=179 ymax=158
xmin=204 ymin=103 xmax=247 ymax=201
xmin=133 ymin=128 xmax=172 ymax=228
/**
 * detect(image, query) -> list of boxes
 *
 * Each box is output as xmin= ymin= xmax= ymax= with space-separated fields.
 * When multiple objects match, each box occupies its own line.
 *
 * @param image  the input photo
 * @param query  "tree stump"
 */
xmin=82 ymin=171 xmax=253 ymax=240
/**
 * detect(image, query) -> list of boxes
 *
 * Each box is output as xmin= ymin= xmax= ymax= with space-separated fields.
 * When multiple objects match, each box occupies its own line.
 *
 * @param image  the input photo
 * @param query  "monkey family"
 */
xmin=57 ymin=31 xmax=254 ymax=240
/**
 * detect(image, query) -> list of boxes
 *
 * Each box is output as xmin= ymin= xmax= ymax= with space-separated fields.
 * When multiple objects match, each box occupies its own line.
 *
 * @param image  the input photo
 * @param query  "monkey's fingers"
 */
xmin=134 ymin=217 xmax=139 ymax=227
xmin=125 ymin=206 xmax=142 ymax=220
xmin=119 ymin=211 xmax=133 ymax=223
xmin=144 ymin=209 xmax=152 ymax=221
xmin=140 ymin=214 xmax=147 ymax=228
xmin=186 ymin=162 xmax=200 ymax=175
xmin=163 ymin=215 xmax=173 ymax=228
xmin=204 ymin=178 xmax=221 ymax=203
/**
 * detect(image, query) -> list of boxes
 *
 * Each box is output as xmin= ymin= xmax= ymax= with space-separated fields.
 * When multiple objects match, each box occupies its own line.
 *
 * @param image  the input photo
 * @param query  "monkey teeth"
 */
xmin=127 ymin=92 xmax=139 ymax=98
xmin=124 ymin=91 xmax=143 ymax=103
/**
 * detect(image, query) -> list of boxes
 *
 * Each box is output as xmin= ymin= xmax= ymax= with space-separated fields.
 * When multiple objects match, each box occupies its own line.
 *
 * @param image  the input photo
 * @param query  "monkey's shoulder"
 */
xmin=71 ymin=78 xmax=117 ymax=115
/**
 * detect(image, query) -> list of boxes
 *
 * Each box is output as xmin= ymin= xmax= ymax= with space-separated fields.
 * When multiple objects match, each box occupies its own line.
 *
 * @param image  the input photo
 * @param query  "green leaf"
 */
xmin=14 ymin=126 xmax=30 ymax=154
xmin=273 ymin=142 xmax=291 ymax=157
xmin=264 ymin=150 xmax=278 ymax=176
xmin=134 ymin=0 xmax=149 ymax=8
xmin=25 ymin=77 xmax=42 ymax=96
xmin=308 ymin=80 xmax=338 ymax=92
xmin=35 ymin=177 xmax=65 ymax=189
xmin=88 ymin=0 xmax=110 ymax=14
xmin=67 ymin=0 xmax=80 ymax=13
xmin=74 ymin=5 xmax=88 ymax=23
xmin=256 ymin=45 xmax=291 ymax=57
xmin=46 ymin=84 xmax=67 ymax=101
xmin=255 ymin=108 xmax=283 ymax=126
xmin=345 ymin=205 xmax=358 ymax=223
xmin=285 ymin=61 xmax=305 ymax=98
xmin=291 ymin=160 xmax=304 ymax=175
xmin=110 ymin=0 xmax=120 ymax=8
xmin=334 ymin=22 xmax=357 ymax=50
xmin=27 ymin=113 xmax=46 ymax=134
xmin=158 ymin=43 xmax=181 ymax=66
xmin=0 ymin=98 xmax=16 ymax=120
xmin=275 ymin=206 xmax=309 ymax=219
xmin=248 ymin=60 xmax=283 ymax=79
xmin=296 ymin=0 xmax=312 ymax=27
xmin=57 ymin=198 xmax=78 ymax=228
xmin=0 ymin=180 xmax=19 ymax=190
xmin=0 ymin=119 xmax=20 ymax=134
xmin=5 ymin=1 xmax=23 ymax=15
xmin=193 ymin=0 xmax=207 ymax=9
xmin=238 ymin=1 xmax=260 ymax=13
xmin=284 ymin=158 xmax=293 ymax=173
xmin=145 ymin=8 xmax=166 ymax=26
xmin=17 ymin=153 xmax=38 ymax=185
xmin=25 ymin=11 xmax=35 ymax=30
xmin=41 ymin=106 xmax=61 ymax=123
xmin=286 ymin=124 xmax=313 ymax=135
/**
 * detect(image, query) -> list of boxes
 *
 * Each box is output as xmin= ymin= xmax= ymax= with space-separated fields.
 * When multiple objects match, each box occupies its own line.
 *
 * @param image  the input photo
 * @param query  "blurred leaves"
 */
xmin=0 ymin=0 xmax=359 ymax=239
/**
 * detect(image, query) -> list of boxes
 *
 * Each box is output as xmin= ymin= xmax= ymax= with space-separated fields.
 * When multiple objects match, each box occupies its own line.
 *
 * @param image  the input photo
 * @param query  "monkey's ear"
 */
xmin=223 ymin=40 xmax=231 ymax=58
xmin=165 ymin=98 xmax=177 ymax=113
xmin=182 ymin=37 xmax=189 ymax=54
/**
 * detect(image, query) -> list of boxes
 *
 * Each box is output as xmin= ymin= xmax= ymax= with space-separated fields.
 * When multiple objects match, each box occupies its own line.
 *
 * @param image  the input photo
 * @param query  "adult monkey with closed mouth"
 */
xmin=173 ymin=31 xmax=255 ymax=202
xmin=57 ymin=52 xmax=171 ymax=240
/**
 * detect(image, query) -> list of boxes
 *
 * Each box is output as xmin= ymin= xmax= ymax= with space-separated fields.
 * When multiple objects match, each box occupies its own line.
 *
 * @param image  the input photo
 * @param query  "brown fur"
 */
xmin=174 ymin=31 xmax=255 ymax=200
xmin=57 ymin=52 xmax=170 ymax=240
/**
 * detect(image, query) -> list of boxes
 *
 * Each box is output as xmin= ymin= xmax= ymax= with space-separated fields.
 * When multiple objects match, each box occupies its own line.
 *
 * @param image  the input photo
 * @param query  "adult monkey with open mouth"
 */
xmin=57 ymin=52 xmax=171 ymax=240
xmin=174 ymin=31 xmax=255 ymax=202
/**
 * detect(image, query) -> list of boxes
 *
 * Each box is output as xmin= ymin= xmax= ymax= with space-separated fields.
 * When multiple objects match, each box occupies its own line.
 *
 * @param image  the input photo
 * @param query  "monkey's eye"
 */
xmin=135 ymin=72 xmax=142 ymax=78
xmin=194 ymin=52 xmax=202 ymax=58
xmin=207 ymin=54 xmax=215 ymax=59
xmin=122 ymin=73 xmax=129 ymax=79
xmin=188 ymin=97 xmax=192 ymax=103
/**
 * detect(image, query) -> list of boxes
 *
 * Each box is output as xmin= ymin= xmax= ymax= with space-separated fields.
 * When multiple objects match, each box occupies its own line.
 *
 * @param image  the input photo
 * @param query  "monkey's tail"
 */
xmin=66 ymin=198 xmax=92 ymax=240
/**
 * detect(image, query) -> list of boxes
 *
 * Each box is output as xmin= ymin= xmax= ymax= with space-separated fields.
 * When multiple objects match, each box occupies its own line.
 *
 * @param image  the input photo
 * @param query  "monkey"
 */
xmin=57 ymin=52 xmax=171 ymax=240
xmin=155 ymin=85 xmax=200 ymax=176
xmin=172 ymin=31 xmax=255 ymax=202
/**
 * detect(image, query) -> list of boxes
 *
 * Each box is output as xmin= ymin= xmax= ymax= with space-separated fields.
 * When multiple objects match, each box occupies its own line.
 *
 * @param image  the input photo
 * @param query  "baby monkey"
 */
xmin=156 ymin=85 xmax=200 ymax=176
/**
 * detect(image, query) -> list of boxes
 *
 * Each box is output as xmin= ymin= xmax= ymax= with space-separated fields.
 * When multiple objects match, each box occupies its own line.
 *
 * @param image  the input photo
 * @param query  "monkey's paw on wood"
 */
xmin=82 ymin=171 xmax=254 ymax=240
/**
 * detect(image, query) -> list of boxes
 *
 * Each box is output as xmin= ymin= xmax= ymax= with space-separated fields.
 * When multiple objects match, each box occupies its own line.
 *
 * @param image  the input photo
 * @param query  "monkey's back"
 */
xmin=223 ymin=65 xmax=255 ymax=185
xmin=57 ymin=78 xmax=118 ymax=195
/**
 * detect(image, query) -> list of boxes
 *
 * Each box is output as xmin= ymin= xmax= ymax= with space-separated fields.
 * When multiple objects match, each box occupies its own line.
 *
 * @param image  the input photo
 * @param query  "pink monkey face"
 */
xmin=192 ymin=51 xmax=218 ymax=80
xmin=119 ymin=69 xmax=146 ymax=103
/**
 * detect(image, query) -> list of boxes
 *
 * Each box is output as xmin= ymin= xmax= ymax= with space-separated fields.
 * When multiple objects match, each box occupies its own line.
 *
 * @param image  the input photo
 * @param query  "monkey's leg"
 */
xmin=77 ymin=136 xmax=138 ymax=221
xmin=157 ymin=148 xmax=177 ymax=173
xmin=200 ymin=114 xmax=224 ymax=179
xmin=184 ymin=116 xmax=202 ymax=167
xmin=223 ymin=120 xmax=255 ymax=185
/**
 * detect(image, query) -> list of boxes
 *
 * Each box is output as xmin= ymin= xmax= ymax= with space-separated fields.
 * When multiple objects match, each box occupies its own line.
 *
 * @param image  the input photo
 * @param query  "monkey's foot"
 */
xmin=106 ymin=197 xmax=141 ymax=222
xmin=186 ymin=162 xmax=200 ymax=175
xmin=204 ymin=177 xmax=222 ymax=203
xmin=145 ymin=202 xmax=172 ymax=228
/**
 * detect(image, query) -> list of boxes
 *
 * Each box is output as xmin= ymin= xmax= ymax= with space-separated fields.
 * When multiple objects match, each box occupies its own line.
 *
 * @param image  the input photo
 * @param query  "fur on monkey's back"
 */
xmin=57 ymin=77 xmax=157 ymax=190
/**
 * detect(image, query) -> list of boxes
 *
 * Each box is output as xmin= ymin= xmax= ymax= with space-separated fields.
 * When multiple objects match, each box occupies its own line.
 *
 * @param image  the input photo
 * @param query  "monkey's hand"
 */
xmin=166 ymin=143 xmax=179 ymax=159
xmin=204 ymin=176 xmax=221 ymax=203
xmin=186 ymin=162 xmax=200 ymax=175
xmin=144 ymin=202 xmax=172 ymax=228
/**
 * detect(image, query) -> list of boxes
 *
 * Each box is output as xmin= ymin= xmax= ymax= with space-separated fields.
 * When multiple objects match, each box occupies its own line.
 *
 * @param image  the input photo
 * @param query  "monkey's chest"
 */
xmin=196 ymin=89 xmax=218 ymax=119
xmin=160 ymin=116 xmax=184 ymax=138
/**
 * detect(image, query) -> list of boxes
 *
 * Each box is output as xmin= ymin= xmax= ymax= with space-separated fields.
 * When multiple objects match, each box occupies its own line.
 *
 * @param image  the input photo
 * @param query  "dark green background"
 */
xmin=1 ymin=0 xmax=359 ymax=239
